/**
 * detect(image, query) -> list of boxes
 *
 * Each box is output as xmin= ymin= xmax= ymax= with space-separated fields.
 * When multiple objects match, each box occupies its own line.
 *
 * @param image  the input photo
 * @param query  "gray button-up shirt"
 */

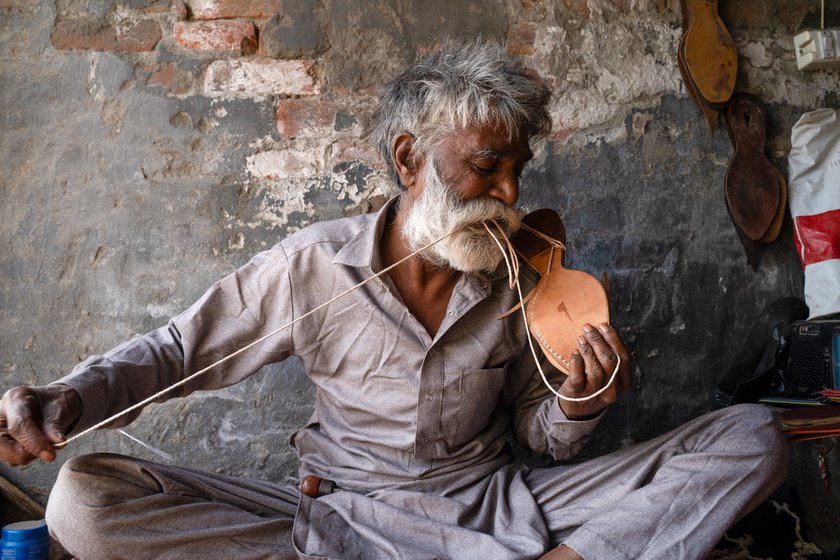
xmin=59 ymin=198 xmax=601 ymax=493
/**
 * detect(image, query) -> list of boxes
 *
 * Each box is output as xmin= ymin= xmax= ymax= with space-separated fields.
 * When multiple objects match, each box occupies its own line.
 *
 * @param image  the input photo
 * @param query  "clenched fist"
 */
xmin=0 ymin=384 xmax=82 ymax=466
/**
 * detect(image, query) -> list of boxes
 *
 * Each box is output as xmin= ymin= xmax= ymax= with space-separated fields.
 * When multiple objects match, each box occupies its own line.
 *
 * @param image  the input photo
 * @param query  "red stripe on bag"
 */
xmin=794 ymin=209 xmax=840 ymax=266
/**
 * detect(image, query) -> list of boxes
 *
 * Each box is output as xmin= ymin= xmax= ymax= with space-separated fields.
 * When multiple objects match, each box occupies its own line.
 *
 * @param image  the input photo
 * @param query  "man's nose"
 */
xmin=490 ymin=172 xmax=519 ymax=206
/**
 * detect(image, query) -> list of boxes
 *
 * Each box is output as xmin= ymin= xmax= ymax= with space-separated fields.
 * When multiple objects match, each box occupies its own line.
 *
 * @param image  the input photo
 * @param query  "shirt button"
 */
xmin=480 ymin=283 xmax=487 ymax=290
xmin=447 ymin=310 xmax=454 ymax=316
xmin=424 ymin=394 xmax=433 ymax=401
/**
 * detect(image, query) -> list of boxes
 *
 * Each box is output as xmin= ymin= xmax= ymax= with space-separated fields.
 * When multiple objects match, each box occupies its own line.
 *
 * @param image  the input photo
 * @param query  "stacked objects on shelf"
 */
xmin=779 ymin=404 xmax=840 ymax=441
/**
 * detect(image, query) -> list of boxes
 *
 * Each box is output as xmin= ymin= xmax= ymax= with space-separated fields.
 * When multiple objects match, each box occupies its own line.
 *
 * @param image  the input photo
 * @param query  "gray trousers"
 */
xmin=45 ymin=404 xmax=788 ymax=560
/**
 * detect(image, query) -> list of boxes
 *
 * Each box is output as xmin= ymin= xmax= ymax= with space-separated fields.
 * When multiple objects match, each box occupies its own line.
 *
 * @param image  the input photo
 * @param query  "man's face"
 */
xmin=401 ymin=125 xmax=533 ymax=273
xmin=425 ymin=124 xmax=533 ymax=206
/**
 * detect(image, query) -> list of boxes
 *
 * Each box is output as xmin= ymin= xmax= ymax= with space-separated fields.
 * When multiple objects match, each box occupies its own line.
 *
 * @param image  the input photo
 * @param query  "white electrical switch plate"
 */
xmin=794 ymin=29 xmax=840 ymax=70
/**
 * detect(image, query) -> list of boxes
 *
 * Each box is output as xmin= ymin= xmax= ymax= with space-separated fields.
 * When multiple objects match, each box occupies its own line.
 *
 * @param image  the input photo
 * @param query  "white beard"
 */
xmin=401 ymin=160 xmax=521 ymax=273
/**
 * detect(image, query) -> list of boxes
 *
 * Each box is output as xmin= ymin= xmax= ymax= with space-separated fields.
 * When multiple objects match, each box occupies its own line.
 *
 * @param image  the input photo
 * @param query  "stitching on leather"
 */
xmin=528 ymin=271 xmax=570 ymax=367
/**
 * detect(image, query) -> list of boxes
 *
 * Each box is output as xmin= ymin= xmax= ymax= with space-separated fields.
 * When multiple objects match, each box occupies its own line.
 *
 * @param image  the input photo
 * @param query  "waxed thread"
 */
xmin=58 ymin=218 xmax=615 ymax=448
xmin=56 ymin=229 xmax=459 ymax=449
xmin=483 ymin=220 xmax=620 ymax=403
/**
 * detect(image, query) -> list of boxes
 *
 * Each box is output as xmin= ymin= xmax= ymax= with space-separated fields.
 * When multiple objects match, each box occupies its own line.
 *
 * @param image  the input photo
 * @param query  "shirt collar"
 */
xmin=332 ymin=196 xmax=399 ymax=270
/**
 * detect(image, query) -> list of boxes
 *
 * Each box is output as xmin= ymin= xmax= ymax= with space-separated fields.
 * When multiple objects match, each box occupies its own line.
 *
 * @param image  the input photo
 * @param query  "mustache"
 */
xmin=400 ymin=157 xmax=522 ymax=273
xmin=447 ymin=198 xmax=521 ymax=237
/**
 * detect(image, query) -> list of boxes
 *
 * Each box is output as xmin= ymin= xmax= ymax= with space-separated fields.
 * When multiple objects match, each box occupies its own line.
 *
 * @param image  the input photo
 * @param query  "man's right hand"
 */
xmin=0 ymin=384 xmax=82 ymax=466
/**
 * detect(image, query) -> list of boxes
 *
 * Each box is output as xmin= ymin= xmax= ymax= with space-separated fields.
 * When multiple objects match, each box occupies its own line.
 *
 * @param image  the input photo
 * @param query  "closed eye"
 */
xmin=471 ymin=163 xmax=497 ymax=176
xmin=467 ymin=153 xmax=500 ymax=176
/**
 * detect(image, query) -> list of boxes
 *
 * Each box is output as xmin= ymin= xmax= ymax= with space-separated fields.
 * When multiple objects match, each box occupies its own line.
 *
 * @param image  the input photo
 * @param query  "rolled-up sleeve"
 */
xmin=504 ymin=351 xmax=604 ymax=461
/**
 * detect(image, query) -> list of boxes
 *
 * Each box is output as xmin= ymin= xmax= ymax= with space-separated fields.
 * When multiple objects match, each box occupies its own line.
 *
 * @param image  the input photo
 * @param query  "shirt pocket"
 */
xmin=452 ymin=362 xmax=510 ymax=445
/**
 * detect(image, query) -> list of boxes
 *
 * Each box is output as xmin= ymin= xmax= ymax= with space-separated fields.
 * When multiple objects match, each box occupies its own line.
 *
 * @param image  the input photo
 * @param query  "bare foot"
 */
xmin=538 ymin=544 xmax=583 ymax=560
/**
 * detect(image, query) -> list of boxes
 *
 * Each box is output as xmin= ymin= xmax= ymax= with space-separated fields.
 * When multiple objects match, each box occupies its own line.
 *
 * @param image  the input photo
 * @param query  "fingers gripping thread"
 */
xmin=483 ymin=220 xmax=620 ymax=403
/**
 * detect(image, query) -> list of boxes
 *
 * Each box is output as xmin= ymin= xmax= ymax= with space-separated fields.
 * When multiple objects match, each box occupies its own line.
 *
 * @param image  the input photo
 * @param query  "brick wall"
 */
xmin=3 ymin=2 xmax=840 ymax=549
xmin=37 ymin=0 xmax=544 ymax=223
xmin=49 ymin=0 xmax=342 ymax=182
xmin=40 ymin=0 xmax=513 ymax=219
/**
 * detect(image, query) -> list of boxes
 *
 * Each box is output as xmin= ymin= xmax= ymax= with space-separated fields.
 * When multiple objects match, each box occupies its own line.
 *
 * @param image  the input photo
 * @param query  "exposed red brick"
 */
xmin=507 ymin=22 xmax=538 ymax=56
xmin=518 ymin=0 xmax=549 ymax=15
xmin=204 ymin=59 xmax=319 ymax=97
xmin=187 ymin=0 xmax=279 ymax=20
xmin=170 ymin=0 xmax=189 ymax=19
xmin=241 ymin=34 xmax=258 ymax=55
xmin=275 ymin=98 xmax=336 ymax=138
xmin=145 ymin=62 xmax=194 ymax=96
xmin=332 ymin=142 xmax=386 ymax=173
xmin=562 ymin=0 xmax=590 ymax=22
xmin=51 ymin=19 xmax=161 ymax=52
xmin=174 ymin=19 xmax=256 ymax=52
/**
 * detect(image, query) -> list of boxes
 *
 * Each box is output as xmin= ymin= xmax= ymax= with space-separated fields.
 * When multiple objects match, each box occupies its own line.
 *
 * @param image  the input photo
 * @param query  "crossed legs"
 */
xmin=530 ymin=404 xmax=788 ymax=560
xmin=46 ymin=453 xmax=300 ymax=560
xmin=45 ymin=405 xmax=786 ymax=560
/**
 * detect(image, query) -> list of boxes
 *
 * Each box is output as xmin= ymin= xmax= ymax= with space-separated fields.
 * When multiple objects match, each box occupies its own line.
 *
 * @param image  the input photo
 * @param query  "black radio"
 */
xmin=786 ymin=320 xmax=840 ymax=394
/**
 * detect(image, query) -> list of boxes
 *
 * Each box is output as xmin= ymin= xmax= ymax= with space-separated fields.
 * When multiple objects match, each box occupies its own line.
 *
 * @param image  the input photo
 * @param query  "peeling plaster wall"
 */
xmin=2 ymin=0 xmax=839 ymax=545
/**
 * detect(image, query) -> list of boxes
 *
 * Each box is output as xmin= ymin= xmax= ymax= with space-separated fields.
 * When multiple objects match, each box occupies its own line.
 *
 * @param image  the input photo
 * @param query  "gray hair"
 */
xmin=371 ymin=40 xmax=553 ymax=187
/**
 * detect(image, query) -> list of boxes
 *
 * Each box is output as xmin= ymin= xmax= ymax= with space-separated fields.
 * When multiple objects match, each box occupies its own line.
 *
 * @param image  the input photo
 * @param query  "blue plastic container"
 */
xmin=0 ymin=519 xmax=49 ymax=560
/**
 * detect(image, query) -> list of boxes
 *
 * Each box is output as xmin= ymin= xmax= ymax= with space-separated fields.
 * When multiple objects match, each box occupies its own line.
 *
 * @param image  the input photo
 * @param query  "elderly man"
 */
xmin=0 ymin=41 xmax=786 ymax=560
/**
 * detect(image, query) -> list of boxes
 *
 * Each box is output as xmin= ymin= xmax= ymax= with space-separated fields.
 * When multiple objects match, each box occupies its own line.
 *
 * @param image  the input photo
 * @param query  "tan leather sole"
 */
xmin=681 ymin=0 xmax=738 ymax=107
xmin=506 ymin=210 xmax=610 ymax=374
xmin=724 ymin=94 xmax=783 ymax=242
xmin=678 ymin=32 xmax=719 ymax=135
xmin=527 ymin=264 xmax=610 ymax=373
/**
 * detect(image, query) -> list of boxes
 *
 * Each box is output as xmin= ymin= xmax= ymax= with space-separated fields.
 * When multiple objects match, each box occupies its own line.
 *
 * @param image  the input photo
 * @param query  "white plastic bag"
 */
xmin=788 ymin=108 xmax=840 ymax=319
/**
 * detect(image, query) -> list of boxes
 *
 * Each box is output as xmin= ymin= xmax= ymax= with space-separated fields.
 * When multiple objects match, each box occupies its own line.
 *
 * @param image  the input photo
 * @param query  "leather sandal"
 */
xmin=511 ymin=208 xmax=566 ymax=274
xmin=496 ymin=209 xmax=566 ymax=320
xmin=501 ymin=210 xmax=610 ymax=374
xmin=760 ymin=165 xmax=787 ymax=243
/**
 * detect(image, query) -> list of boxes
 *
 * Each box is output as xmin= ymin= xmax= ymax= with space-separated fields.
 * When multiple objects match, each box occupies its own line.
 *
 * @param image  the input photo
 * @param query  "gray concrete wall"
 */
xmin=1 ymin=0 xmax=838 ymax=542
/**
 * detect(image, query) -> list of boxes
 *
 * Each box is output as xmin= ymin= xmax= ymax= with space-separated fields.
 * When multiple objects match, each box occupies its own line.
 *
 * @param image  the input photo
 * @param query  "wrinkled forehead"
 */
xmin=435 ymin=124 xmax=533 ymax=161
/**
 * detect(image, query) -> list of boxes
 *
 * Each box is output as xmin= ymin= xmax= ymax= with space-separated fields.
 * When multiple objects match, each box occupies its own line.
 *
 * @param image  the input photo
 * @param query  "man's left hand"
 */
xmin=558 ymin=323 xmax=631 ymax=420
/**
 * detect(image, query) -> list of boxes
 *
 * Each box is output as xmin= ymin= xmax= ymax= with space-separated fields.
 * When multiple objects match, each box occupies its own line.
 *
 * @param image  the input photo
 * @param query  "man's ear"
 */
xmin=393 ymin=133 xmax=421 ymax=189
